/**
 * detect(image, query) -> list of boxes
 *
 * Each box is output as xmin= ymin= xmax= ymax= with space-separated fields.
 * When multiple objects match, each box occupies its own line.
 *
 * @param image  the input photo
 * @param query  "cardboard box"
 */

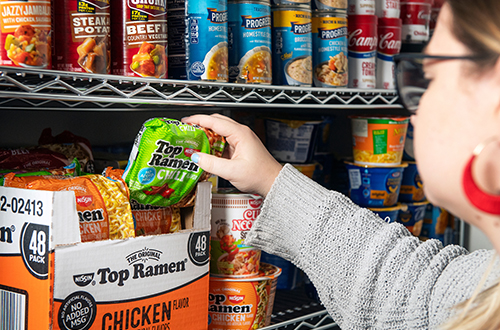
xmin=0 ymin=182 xmax=211 ymax=330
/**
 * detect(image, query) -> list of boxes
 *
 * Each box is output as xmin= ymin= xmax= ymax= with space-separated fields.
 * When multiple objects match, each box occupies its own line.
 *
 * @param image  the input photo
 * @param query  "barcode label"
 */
xmin=0 ymin=286 xmax=27 ymax=330
xmin=294 ymin=143 xmax=310 ymax=162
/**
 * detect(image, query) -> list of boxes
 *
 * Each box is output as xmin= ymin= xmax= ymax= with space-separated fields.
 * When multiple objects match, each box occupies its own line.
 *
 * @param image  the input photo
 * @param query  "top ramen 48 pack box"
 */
xmin=0 ymin=182 xmax=212 ymax=330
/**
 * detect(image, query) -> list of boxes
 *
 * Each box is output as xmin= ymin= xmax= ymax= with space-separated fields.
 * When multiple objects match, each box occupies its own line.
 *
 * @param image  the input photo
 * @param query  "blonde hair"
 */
xmin=440 ymin=1 xmax=500 ymax=328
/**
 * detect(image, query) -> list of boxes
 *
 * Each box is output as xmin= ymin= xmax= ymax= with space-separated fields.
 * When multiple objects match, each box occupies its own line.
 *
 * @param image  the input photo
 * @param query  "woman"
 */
xmin=184 ymin=0 xmax=500 ymax=328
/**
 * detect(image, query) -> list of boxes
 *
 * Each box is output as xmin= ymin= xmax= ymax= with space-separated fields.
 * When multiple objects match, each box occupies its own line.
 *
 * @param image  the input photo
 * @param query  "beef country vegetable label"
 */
xmin=111 ymin=0 xmax=167 ymax=78
xmin=52 ymin=0 xmax=110 ymax=73
xmin=0 ymin=0 xmax=51 ymax=68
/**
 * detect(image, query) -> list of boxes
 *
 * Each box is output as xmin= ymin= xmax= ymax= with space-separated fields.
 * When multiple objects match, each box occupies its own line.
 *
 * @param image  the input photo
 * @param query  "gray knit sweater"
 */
xmin=245 ymin=164 xmax=500 ymax=329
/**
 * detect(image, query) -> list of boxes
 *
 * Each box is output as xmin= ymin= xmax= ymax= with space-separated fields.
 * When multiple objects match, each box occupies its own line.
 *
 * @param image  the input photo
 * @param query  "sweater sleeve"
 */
xmin=245 ymin=164 xmax=499 ymax=330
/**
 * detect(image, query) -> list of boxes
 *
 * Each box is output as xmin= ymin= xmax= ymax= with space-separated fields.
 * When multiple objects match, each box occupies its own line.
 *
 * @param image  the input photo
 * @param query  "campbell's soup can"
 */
xmin=376 ymin=17 xmax=401 ymax=89
xmin=348 ymin=15 xmax=377 ymax=89
xmin=210 ymin=190 xmax=263 ymax=277
xmin=167 ymin=9 xmax=187 ymax=79
xmin=401 ymin=0 xmax=433 ymax=43
xmin=311 ymin=0 xmax=347 ymax=11
xmin=348 ymin=0 xmax=375 ymax=15
xmin=375 ymin=0 xmax=400 ymax=18
xmin=312 ymin=11 xmax=348 ymax=88
xmin=0 ymin=0 xmax=51 ymax=69
xmin=272 ymin=5 xmax=312 ymax=86
xmin=53 ymin=0 xmax=110 ymax=74
xmin=429 ymin=0 xmax=443 ymax=35
xmin=110 ymin=1 xmax=167 ymax=78
xmin=209 ymin=263 xmax=281 ymax=330
xmin=228 ymin=1 xmax=272 ymax=84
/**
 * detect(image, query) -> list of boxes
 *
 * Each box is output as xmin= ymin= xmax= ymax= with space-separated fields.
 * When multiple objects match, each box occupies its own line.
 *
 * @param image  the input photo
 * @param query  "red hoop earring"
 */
xmin=462 ymin=137 xmax=500 ymax=215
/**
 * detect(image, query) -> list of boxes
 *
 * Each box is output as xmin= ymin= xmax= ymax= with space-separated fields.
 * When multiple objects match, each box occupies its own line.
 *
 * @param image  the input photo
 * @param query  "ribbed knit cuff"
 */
xmin=245 ymin=163 xmax=332 ymax=265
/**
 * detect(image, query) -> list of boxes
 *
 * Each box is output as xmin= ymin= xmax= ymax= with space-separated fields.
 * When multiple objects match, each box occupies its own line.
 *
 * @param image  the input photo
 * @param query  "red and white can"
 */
xmin=348 ymin=0 xmax=375 ymax=15
xmin=53 ymin=0 xmax=111 ymax=73
xmin=376 ymin=0 xmax=400 ymax=18
xmin=430 ymin=0 xmax=444 ymax=35
xmin=376 ymin=18 xmax=402 ymax=89
xmin=401 ymin=0 xmax=433 ymax=43
xmin=348 ymin=15 xmax=377 ymax=89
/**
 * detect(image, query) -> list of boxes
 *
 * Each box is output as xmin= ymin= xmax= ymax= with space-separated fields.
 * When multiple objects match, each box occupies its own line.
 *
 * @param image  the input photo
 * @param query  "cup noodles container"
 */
xmin=375 ymin=0 xmax=400 ymax=18
xmin=52 ymin=0 xmax=110 ymax=74
xmin=348 ymin=15 xmax=378 ymax=89
xmin=345 ymin=161 xmax=407 ymax=207
xmin=110 ymin=0 xmax=167 ymax=78
xmin=208 ymin=263 xmax=282 ymax=330
xmin=265 ymin=118 xmax=321 ymax=163
xmin=399 ymin=161 xmax=426 ymax=202
xmin=368 ymin=203 xmax=404 ymax=223
xmin=348 ymin=0 xmax=375 ymax=15
xmin=397 ymin=201 xmax=429 ymax=236
xmin=0 ymin=0 xmax=51 ymax=69
xmin=376 ymin=17 xmax=402 ymax=89
xmin=211 ymin=190 xmax=263 ymax=277
xmin=401 ymin=0 xmax=433 ymax=44
xmin=350 ymin=115 xmax=410 ymax=166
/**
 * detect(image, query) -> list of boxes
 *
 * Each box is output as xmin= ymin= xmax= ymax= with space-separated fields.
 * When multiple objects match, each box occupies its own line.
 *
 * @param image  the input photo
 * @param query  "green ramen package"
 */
xmin=123 ymin=118 xmax=225 ymax=207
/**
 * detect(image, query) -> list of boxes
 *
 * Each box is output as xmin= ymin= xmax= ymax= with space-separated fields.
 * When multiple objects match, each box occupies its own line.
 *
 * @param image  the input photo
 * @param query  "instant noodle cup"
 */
xmin=350 ymin=115 xmax=410 ymax=166
xmin=265 ymin=118 xmax=321 ymax=164
xmin=208 ymin=263 xmax=282 ymax=330
xmin=399 ymin=161 xmax=426 ymax=202
xmin=397 ymin=201 xmax=429 ymax=237
xmin=368 ymin=203 xmax=404 ymax=223
xmin=211 ymin=189 xmax=263 ymax=277
xmin=346 ymin=161 xmax=407 ymax=207
xmin=261 ymin=251 xmax=302 ymax=290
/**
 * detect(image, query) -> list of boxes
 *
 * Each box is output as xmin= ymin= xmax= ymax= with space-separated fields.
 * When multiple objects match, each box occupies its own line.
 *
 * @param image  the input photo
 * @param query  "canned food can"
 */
xmin=272 ymin=6 xmax=312 ymax=86
xmin=272 ymin=0 xmax=310 ymax=6
xmin=53 ymin=0 xmax=110 ymax=74
xmin=429 ymin=0 xmax=444 ymax=35
xmin=210 ymin=190 xmax=263 ymax=277
xmin=348 ymin=0 xmax=375 ymax=15
xmin=167 ymin=9 xmax=187 ymax=79
xmin=110 ymin=1 xmax=167 ymax=78
xmin=348 ymin=15 xmax=377 ymax=89
xmin=0 ymin=0 xmax=51 ymax=69
xmin=312 ymin=0 xmax=347 ymax=11
xmin=376 ymin=17 xmax=401 ymax=89
xmin=187 ymin=0 xmax=229 ymax=81
xmin=228 ymin=1 xmax=272 ymax=84
xmin=312 ymin=11 xmax=348 ymax=88
xmin=401 ymin=0 xmax=433 ymax=43
xmin=375 ymin=0 xmax=400 ymax=18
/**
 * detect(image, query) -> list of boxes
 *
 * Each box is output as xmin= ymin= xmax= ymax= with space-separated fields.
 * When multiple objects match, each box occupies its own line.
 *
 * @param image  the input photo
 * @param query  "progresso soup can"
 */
xmin=228 ymin=0 xmax=272 ymax=84
xmin=111 ymin=0 xmax=167 ymax=78
xmin=272 ymin=5 xmax=312 ymax=86
xmin=0 ymin=0 xmax=51 ymax=69
xmin=53 ymin=0 xmax=110 ymax=74
xmin=187 ymin=0 xmax=229 ymax=81
xmin=312 ymin=11 xmax=348 ymax=87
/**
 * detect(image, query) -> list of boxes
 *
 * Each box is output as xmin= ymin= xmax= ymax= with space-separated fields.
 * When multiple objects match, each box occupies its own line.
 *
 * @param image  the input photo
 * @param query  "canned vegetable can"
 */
xmin=0 ymin=0 xmax=51 ymax=69
xmin=228 ymin=1 xmax=272 ymax=84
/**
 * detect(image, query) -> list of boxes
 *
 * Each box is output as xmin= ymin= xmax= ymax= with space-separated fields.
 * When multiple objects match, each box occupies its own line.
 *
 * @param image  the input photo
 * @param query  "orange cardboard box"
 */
xmin=0 ymin=182 xmax=211 ymax=330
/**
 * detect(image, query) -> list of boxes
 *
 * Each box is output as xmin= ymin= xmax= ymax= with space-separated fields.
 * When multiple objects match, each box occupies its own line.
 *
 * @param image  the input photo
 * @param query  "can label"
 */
xmin=348 ymin=0 xmax=375 ymax=15
xmin=187 ymin=0 xmax=228 ymax=81
xmin=228 ymin=1 xmax=272 ymax=84
xmin=312 ymin=14 xmax=348 ymax=87
xmin=272 ymin=0 xmax=310 ymax=6
xmin=376 ymin=0 xmax=400 ymax=18
xmin=167 ymin=9 xmax=187 ymax=79
xmin=0 ymin=0 xmax=51 ymax=68
xmin=376 ymin=21 xmax=401 ymax=89
xmin=348 ymin=17 xmax=377 ymax=89
xmin=401 ymin=1 xmax=431 ymax=43
xmin=272 ymin=7 xmax=312 ymax=86
xmin=311 ymin=0 xmax=347 ymax=11
xmin=111 ymin=0 xmax=167 ymax=78
xmin=210 ymin=192 xmax=263 ymax=277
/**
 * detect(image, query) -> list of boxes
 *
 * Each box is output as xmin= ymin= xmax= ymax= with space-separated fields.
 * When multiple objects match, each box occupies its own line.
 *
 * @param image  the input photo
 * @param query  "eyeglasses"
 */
xmin=394 ymin=53 xmax=485 ymax=114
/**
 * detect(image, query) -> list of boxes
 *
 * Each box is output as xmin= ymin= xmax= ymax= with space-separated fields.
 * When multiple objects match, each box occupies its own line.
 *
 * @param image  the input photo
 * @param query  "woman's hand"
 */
xmin=182 ymin=114 xmax=283 ymax=197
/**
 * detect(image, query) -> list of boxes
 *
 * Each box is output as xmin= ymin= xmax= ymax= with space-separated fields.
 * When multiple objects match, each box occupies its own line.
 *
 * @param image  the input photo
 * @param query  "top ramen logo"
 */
xmin=76 ymin=195 xmax=93 ymax=207
xmin=128 ymin=0 xmax=166 ymax=16
xmin=378 ymin=32 xmax=401 ymax=54
xmin=349 ymin=29 xmax=378 ymax=51
xmin=81 ymin=0 xmax=110 ymax=9
xmin=126 ymin=247 xmax=163 ymax=265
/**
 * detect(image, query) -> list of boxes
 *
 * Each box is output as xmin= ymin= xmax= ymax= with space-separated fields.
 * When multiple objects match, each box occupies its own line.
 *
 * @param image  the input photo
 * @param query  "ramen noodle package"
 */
xmin=0 ymin=0 xmax=51 ymax=68
xmin=350 ymin=116 xmax=410 ymax=166
xmin=123 ymin=118 xmax=225 ymax=208
xmin=211 ymin=190 xmax=263 ymax=277
xmin=0 ymin=147 xmax=71 ymax=170
xmin=132 ymin=203 xmax=182 ymax=236
xmin=52 ymin=0 xmax=110 ymax=73
xmin=209 ymin=263 xmax=281 ymax=330
xmin=2 ymin=171 xmax=135 ymax=242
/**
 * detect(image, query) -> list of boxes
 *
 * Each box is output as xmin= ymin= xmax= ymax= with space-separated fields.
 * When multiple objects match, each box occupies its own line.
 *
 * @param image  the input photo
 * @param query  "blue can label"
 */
xmin=272 ymin=8 xmax=312 ymax=86
xmin=187 ymin=0 xmax=229 ymax=81
xmin=228 ymin=1 xmax=272 ymax=84
xmin=312 ymin=14 xmax=348 ymax=87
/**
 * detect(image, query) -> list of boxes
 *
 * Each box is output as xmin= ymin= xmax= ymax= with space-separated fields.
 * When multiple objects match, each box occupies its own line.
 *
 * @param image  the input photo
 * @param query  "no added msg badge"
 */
xmin=58 ymin=291 xmax=97 ymax=330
